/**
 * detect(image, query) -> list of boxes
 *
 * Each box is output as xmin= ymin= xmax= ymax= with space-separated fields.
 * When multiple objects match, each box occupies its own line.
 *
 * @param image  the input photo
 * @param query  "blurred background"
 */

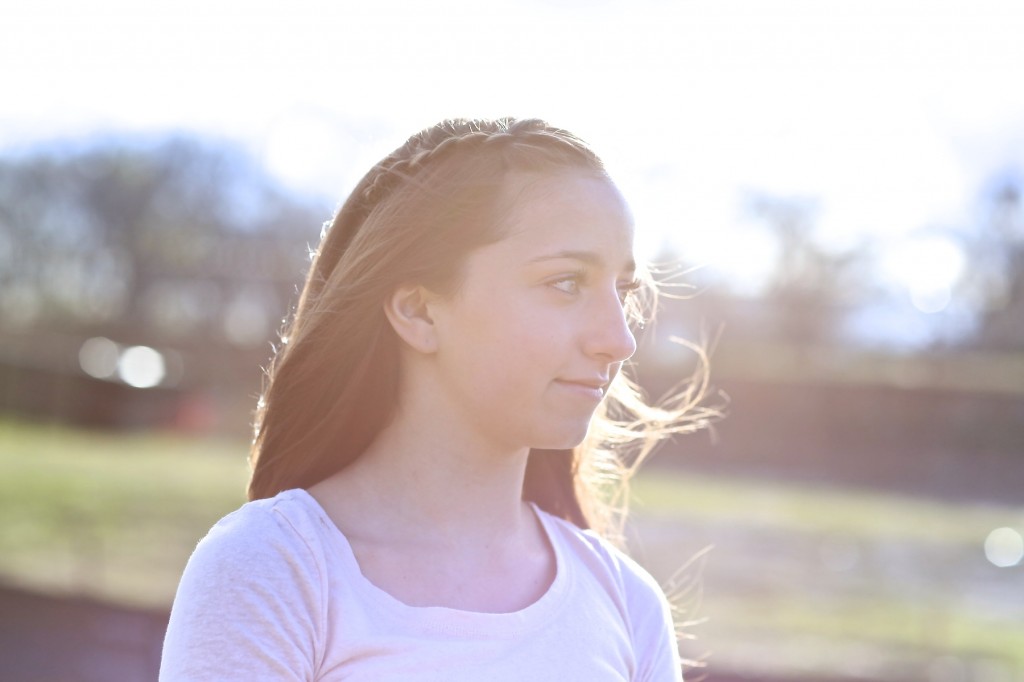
xmin=1 ymin=1 xmax=1022 ymax=680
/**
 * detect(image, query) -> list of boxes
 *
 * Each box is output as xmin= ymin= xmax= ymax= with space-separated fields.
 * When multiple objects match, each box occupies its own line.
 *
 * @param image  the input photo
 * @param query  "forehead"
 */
xmin=492 ymin=171 xmax=636 ymax=266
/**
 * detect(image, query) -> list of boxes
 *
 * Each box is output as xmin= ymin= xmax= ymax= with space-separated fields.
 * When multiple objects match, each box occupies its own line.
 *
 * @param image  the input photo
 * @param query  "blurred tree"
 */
xmin=0 ymin=135 xmax=321 ymax=343
xmin=636 ymin=192 xmax=873 ymax=396
xmin=0 ymin=134 xmax=325 ymax=427
xmin=656 ymin=193 xmax=870 ymax=353
xmin=745 ymin=193 xmax=870 ymax=346
xmin=959 ymin=168 xmax=1024 ymax=351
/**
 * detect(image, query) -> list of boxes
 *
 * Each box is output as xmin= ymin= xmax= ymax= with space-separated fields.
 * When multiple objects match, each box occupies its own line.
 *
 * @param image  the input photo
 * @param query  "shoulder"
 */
xmin=197 ymin=490 xmax=326 ymax=558
xmin=180 ymin=490 xmax=329 ymax=586
xmin=161 ymin=490 xmax=331 ymax=680
xmin=538 ymin=510 xmax=665 ymax=600
xmin=537 ymin=510 xmax=682 ymax=681
xmin=173 ymin=488 xmax=334 ymax=605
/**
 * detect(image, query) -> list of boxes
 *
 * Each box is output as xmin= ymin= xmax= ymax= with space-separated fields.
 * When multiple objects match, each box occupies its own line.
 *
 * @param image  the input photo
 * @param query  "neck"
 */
xmin=313 ymin=397 xmax=533 ymax=547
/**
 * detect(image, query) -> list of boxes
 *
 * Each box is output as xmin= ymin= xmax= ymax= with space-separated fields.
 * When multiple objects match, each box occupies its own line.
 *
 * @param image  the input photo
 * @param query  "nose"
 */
xmin=583 ymin=290 xmax=637 ymax=363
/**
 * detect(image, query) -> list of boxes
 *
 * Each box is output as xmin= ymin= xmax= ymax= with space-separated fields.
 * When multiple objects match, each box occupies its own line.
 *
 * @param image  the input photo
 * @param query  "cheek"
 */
xmin=463 ymin=309 xmax=564 ymax=390
xmin=441 ymin=286 xmax=571 ymax=372
xmin=502 ymin=305 xmax=565 ymax=356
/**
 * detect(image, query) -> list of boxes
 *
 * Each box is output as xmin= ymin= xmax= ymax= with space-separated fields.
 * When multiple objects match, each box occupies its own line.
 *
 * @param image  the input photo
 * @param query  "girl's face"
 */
xmin=425 ymin=170 xmax=638 ymax=453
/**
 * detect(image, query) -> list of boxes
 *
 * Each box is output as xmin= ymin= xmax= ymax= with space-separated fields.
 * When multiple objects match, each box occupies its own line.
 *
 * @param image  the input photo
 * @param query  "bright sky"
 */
xmin=3 ymin=0 xmax=1024 ymax=309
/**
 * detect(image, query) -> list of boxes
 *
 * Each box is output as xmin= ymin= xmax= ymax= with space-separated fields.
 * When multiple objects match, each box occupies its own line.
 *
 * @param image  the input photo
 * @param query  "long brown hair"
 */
xmin=248 ymin=117 xmax=712 ymax=537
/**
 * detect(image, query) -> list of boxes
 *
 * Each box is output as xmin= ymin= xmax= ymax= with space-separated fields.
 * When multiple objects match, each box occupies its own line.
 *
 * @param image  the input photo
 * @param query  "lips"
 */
xmin=555 ymin=376 xmax=610 ymax=399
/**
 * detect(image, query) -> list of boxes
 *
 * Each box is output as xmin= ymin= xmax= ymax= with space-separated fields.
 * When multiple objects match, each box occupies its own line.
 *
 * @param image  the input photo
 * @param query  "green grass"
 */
xmin=699 ymin=592 xmax=1024 ymax=672
xmin=630 ymin=469 xmax=1023 ymax=545
xmin=630 ymin=470 xmax=1024 ymax=674
xmin=0 ymin=418 xmax=248 ymax=607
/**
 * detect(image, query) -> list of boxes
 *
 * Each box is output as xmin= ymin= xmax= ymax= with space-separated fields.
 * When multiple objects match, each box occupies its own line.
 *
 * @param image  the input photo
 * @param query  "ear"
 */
xmin=383 ymin=284 xmax=439 ymax=354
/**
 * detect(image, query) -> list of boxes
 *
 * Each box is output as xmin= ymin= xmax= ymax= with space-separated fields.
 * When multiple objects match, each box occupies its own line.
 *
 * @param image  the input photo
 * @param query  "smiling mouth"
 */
xmin=555 ymin=379 xmax=608 ymax=398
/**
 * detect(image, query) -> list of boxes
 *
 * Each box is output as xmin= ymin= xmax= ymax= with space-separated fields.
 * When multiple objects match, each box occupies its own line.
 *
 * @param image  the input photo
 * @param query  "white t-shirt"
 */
xmin=160 ymin=489 xmax=682 ymax=681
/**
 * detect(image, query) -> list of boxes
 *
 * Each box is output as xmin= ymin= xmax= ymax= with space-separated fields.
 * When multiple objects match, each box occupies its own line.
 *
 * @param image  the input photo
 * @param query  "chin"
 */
xmin=531 ymin=423 xmax=593 ymax=451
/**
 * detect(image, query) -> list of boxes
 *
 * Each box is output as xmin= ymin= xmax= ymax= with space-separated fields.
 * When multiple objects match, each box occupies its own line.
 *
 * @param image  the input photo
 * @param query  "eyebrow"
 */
xmin=528 ymin=250 xmax=636 ymax=274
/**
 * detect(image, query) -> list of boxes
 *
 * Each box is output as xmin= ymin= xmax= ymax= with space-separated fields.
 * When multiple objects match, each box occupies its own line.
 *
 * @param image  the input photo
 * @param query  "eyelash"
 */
xmin=550 ymin=271 xmax=641 ymax=304
xmin=618 ymin=278 xmax=642 ymax=304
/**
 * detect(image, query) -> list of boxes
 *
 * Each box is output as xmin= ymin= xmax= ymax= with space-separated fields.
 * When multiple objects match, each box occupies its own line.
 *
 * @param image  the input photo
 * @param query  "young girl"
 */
xmin=160 ymin=118 xmax=706 ymax=681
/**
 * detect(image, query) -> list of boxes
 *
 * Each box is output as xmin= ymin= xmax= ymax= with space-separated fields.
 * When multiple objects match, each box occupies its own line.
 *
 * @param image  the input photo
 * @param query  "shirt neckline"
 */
xmin=288 ymin=488 xmax=573 ymax=638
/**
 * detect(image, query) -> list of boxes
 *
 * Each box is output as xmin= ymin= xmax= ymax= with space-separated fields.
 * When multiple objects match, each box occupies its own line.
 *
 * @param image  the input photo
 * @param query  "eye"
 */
xmin=617 ymin=278 xmax=642 ymax=304
xmin=549 ymin=271 xmax=584 ymax=296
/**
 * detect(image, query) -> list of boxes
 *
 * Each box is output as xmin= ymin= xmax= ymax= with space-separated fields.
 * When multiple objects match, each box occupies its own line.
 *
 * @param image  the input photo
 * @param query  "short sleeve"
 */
xmin=630 ymin=574 xmax=683 ymax=681
xmin=616 ymin=551 xmax=684 ymax=682
xmin=159 ymin=501 xmax=326 ymax=681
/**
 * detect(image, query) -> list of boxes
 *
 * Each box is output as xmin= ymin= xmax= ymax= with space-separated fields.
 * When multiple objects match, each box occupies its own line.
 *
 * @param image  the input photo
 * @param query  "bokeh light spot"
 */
xmin=909 ymin=284 xmax=952 ymax=315
xmin=79 ymin=337 xmax=120 ymax=379
xmin=880 ymin=235 xmax=965 ymax=314
xmin=984 ymin=527 xmax=1023 ymax=568
xmin=117 ymin=346 xmax=166 ymax=389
